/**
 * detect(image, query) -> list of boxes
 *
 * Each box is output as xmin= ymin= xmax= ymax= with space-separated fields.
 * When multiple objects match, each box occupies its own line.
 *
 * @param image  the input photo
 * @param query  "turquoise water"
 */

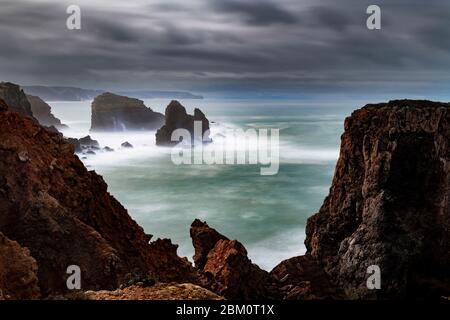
xmin=50 ymin=99 xmax=355 ymax=270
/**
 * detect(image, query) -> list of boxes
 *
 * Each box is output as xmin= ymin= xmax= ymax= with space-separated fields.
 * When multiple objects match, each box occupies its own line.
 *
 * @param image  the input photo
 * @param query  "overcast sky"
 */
xmin=1 ymin=0 xmax=450 ymax=98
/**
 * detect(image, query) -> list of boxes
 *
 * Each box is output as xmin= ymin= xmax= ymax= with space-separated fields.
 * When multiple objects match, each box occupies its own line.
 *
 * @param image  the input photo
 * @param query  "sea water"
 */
xmin=50 ymin=98 xmax=355 ymax=270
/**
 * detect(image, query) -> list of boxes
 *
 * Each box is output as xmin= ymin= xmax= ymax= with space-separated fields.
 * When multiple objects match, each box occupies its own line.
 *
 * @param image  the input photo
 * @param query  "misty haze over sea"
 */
xmin=49 ymin=98 xmax=354 ymax=270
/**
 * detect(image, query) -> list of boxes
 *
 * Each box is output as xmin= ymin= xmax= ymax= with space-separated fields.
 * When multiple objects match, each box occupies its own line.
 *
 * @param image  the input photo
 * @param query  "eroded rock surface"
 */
xmin=156 ymin=100 xmax=210 ymax=145
xmin=90 ymin=92 xmax=164 ymax=131
xmin=306 ymin=100 xmax=450 ymax=299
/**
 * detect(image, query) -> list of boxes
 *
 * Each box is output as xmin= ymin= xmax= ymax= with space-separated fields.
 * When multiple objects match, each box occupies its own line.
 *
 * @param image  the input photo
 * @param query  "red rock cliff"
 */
xmin=0 ymin=98 xmax=194 ymax=296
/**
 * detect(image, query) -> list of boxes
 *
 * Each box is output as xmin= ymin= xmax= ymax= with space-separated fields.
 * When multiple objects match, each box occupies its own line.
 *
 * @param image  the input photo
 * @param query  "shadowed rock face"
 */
xmin=90 ymin=92 xmax=165 ymax=131
xmin=0 ymin=82 xmax=33 ymax=118
xmin=0 ymin=233 xmax=40 ymax=300
xmin=26 ymin=95 xmax=67 ymax=129
xmin=305 ymin=100 xmax=450 ymax=299
xmin=190 ymin=219 xmax=228 ymax=269
xmin=156 ymin=100 xmax=210 ymax=146
xmin=0 ymin=99 xmax=195 ymax=296
xmin=190 ymin=220 xmax=276 ymax=299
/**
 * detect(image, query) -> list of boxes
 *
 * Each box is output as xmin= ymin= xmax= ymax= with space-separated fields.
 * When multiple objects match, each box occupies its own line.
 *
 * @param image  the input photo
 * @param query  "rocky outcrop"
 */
xmin=26 ymin=94 xmax=67 ymax=129
xmin=0 ymin=82 xmax=33 ymax=117
xmin=191 ymin=219 xmax=229 ymax=269
xmin=305 ymin=100 xmax=450 ymax=299
xmin=66 ymin=135 xmax=100 ymax=154
xmin=190 ymin=220 xmax=276 ymax=299
xmin=0 ymin=100 xmax=195 ymax=296
xmin=121 ymin=142 xmax=133 ymax=148
xmin=0 ymin=233 xmax=41 ymax=300
xmin=90 ymin=92 xmax=164 ymax=131
xmin=156 ymin=101 xmax=211 ymax=146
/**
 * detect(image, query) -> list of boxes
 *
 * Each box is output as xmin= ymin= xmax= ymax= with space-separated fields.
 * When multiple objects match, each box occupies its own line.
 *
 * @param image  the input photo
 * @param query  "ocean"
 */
xmin=50 ymin=98 xmax=356 ymax=270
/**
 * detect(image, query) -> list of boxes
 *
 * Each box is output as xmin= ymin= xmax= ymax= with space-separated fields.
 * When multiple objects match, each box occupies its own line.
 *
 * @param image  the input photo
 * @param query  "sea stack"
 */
xmin=26 ymin=94 xmax=67 ymax=129
xmin=155 ymin=100 xmax=210 ymax=146
xmin=90 ymin=92 xmax=165 ymax=131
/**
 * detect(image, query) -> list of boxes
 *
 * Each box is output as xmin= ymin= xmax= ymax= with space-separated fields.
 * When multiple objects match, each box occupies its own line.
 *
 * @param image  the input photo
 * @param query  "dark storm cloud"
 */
xmin=0 ymin=0 xmax=449 ymax=96
xmin=212 ymin=0 xmax=297 ymax=26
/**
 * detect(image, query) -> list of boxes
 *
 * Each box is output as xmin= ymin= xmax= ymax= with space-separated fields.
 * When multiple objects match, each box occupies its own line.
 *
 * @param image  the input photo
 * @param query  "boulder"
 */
xmin=78 ymin=135 xmax=100 ymax=149
xmin=90 ymin=92 xmax=165 ymax=131
xmin=156 ymin=101 xmax=210 ymax=146
xmin=121 ymin=142 xmax=133 ymax=148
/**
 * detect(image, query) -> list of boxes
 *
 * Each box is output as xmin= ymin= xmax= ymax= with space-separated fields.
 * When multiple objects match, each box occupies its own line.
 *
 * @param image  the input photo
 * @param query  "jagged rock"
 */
xmin=0 ymin=82 xmax=33 ymax=117
xmin=190 ymin=220 xmax=275 ymax=299
xmin=79 ymin=135 xmax=100 ymax=148
xmin=0 ymin=107 xmax=196 ymax=296
xmin=305 ymin=100 xmax=450 ymax=299
xmin=121 ymin=142 xmax=133 ymax=148
xmin=66 ymin=138 xmax=82 ymax=153
xmin=90 ymin=92 xmax=164 ymax=131
xmin=190 ymin=219 xmax=228 ymax=269
xmin=202 ymin=239 xmax=274 ymax=299
xmin=103 ymin=146 xmax=114 ymax=152
xmin=0 ymin=233 xmax=41 ymax=300
xmin=156 ymin=101 xmax=211 ymax=146
xmin=26 ymin=95 xmax=67 ymax=129
xmin=270 ymin=255 xmax=339 ymax=300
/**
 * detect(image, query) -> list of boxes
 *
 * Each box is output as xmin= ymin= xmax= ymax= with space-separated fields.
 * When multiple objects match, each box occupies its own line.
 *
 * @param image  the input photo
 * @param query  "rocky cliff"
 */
xmin=90 ymin=92 xmax=165 ymax=131
xmin=156 ymin=100 xmax=210 ymax=145
xmin=0 ymin=98 xmax=195 ymax=296
xmin=0 ymin=82 xmax=33 ymax=118
xmin=1 ymin=96 xmax=449 ymax=300
xmin=26 ymin=95 xmax=67 ymax=129
xmin=305 ymin=100 xmax=450 ymax=299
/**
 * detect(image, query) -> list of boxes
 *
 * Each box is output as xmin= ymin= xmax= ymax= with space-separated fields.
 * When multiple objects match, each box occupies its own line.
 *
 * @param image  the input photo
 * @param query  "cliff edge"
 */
xmin=306 ymin=100 xmax=450 ymax=299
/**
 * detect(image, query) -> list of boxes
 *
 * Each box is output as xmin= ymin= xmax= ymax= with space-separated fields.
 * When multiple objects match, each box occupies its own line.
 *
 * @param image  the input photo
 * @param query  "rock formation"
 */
xmin=26 ymin=94 xmax=67 ymax=129
xmin=190 ymin=219 xmax=229 ymax=269
xmin=0 ymin=82 xmax=33 ymax=117
xmin=0 ymin=233 xmax=41 ymax=300
xmin=190 ymin=220 xmax=276 ymax=299
xmin=66 ymin=135 xmax=100 ymax=154
xmin=305 ymin=100 xmax=450 ymax=299
xmin=0 ymin=98 xmax=195 ymax=296
xmin=1 ymin=94 xmax=449 ymax=300
xmin=270 ymin=255 xmax=339 ymax=300
xmin=90 ymin=92 xmax=164 ymax=131
xmin=121 ymin=142 xmax=133 ymax=148
xmin=156 ymin=100 xmax=210 ymax=146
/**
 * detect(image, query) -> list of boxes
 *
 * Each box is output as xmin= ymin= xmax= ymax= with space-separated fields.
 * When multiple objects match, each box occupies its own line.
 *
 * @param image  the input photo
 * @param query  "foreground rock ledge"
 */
xmin=82 ymin=283 xmax=223 ymax=300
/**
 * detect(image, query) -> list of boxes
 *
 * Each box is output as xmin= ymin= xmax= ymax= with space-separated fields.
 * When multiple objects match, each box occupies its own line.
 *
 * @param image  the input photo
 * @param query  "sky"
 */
xmin=1 ymin=0 xmax=450 ymax=99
